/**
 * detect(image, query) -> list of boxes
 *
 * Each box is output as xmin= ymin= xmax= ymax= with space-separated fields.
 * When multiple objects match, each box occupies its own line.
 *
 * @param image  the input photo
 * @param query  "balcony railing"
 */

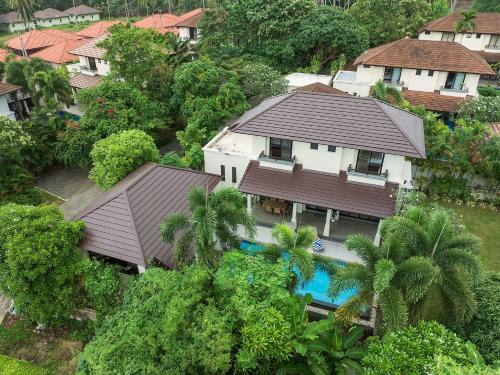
xmin=258 ymin=152 xmax=296 ymax=171
xmin=80 ymin=65 xmax=97 ymax=73
xmin=347 ymin=164 xmax=389 ymax=179
xmin=440 ymin=83 xmax=468 ymax=93
xmin=384 ymin=79 xmax=407 ymax=88
xmin=485 ymin=44 xmax=500 ymax=50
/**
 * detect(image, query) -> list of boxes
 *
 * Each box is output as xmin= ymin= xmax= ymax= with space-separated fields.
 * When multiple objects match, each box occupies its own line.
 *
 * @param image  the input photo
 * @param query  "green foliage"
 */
xmin=240 ymin=62 xmax=287 ymax=99
xmin=473 ymin=0 xmax=500 ymax=12
xmin=349 ymin=0 xmax=432 ymax=46
xmin=28 ymin=67 xmax=73 ymax=107
xmin=0 ymin=354 xmax=49 ymax=375
xmin=159 ymin=151 xmax=189 ymax=168
xmin=4 ymin=58 xmax=52 ymax=94
xmin=464 ymin=272 xmax=500 ymax=364
xmin=89 ymin=129 xmax=160 ymax=190
xmin=363 ymin=321 xmax=475 ymax=374
xmin=82 ymin=258 xmax=122 ymax=321
xmin=478 ymin=86 xmax=500 ymax=97
xmin=0 ymin=117 xmax=34 ymax=197
xmin=457 ymin=96 xmax=500 ymax=123
xmin=454 ymin=11 xmax=477 ymax=33
xmin=434 ymin=354 xmax=499 ymax=375
xmin=0 ymin=204 xmax=85 ymax=326
xmin=372 ymin=80 xmax=403 ymax=104
xmin=430 ymin=0 xmax=450 ymax=19
xmin=160 ymin=186 xmax=255 ymax=267
xmin=0 ymin=187 xmax=42 ymax=206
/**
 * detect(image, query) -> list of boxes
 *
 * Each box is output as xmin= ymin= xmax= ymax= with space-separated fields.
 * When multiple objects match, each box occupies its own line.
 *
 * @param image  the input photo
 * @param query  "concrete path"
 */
xmin=0 ymin=293 xmax=11 ymax=325
xmin=36 ymin=167 xmax=94 ymax=200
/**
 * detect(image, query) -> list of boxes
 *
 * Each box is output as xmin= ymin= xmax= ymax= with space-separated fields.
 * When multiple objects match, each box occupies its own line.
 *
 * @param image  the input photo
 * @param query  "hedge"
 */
xmin=0 ymin=354 xmax=48 ymax=375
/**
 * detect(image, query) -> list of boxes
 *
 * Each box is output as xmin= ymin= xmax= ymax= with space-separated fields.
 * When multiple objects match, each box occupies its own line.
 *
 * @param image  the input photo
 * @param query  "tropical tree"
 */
xmin=8 ymin=0 xmax=34 ymax=25
xmin=160 ymin=186 xmax=255 ymax=267
xmin=454 ymin=11 xmax=477 ymax=33
xmin=372 ymin=80 xmax=403 ymax=105
xmin=264 ymin=223 xmax=316 ymax=285
xmin=28 ymin=68 xmax=73 ymax=107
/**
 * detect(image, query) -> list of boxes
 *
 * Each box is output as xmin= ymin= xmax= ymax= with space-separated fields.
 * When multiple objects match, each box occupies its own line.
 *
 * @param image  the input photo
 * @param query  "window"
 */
xmin=328 ymin=145 xmax=336 ymax=152
xmin=355 ymin=150 xmax=384 ymax=175
xmin=416 ymin=69 xmax=422 ymax=75
xmin=383 ymin=67 xmax=401 ymax=84
xmin=269 ymin=138 xmax=292 ymax=161
xmin=441 ymin=32 xmax=455 ymax=42
xmin=220 ymin=165 xmax=225 ymax=181
xmin=97 ymin=59 xmax=101 ymax=64
xmin=189 ymin=27 xmax=197 ymax=40
xmin=488 ymin=35 xmax=500 ymax=48
xmin=466 ymin=33 xmax=472 ymax=38
xmin=310 ymin=143 xmax=318 ymax=150
xmin=424 ymin=30 xmax=430 ymax=35
xmin=363 ymin=64 xmax=370 ymax=68
xmin=444 ymin=72 xmax=466 ymax=90
xmin=231 ymin=167 xmax=237 ymax=183
xmin=428 ymin=70 xmax=434 ymax=77
xmin=476 ymin=33 xmax=481 ymax=38
xmin=88 ymin=57 xmax=97 ymax=71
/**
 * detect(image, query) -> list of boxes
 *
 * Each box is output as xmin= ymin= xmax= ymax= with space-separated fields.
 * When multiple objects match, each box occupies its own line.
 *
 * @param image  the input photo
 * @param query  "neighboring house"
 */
xmin=175 ymin=8 xmax=203 ymax=42
xmin=73 ymin=163 xmax=220 ymax=273
xmin=332 ymin=38 xmax=494 ymax=113
xmin=31 ymin=38 xmax=87 ymax=66
xmin=34 ymin=8 xmax=70 ymax=27
xmin=76 ymin=20 xmax=122 ymax=38
xmin=6 ymin=29 xmax=84 ymax=56
xmin=133 ymin=13 xmax=180 ymax=34
xmin=418 ymin=12 xmax=500 ymax=66
xmin=0 ymin=12 xmax=35 ymax=32
xmin=63 ymin=5 xmax=101 ymax=23
xmin=285 ymin=73 xmax=333 ymax=93
xmin=294 ymin=82 xmax=348 ymax=95
xmin=203 ymin=90 xmax=425 ymax=243
xmin=0 ymin=82 xmax=20 ymax=120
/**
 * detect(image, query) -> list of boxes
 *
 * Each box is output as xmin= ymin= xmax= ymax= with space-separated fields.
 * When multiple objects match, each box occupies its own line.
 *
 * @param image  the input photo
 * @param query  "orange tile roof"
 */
xmin=354 ymin=38 xmax=494 ymax=75
xmin=6 ymin=29 xmax=83 ymax=52
xmin=31 ymin=38 xmax=87 ymax=64
xmin=0 ymin=48 xmax=21 ymax=62
xmin=176 ymin=8 xmax=203 ymax=28
xmin=421 ymin=12 xmax=500 ymax=35
xmin=133 ymin=13 xmax=180 ymax=29
xmin=402 ymin=90 xmax=467 ymax=113
xmin=76 ymin=20 xmax=123 ymax=38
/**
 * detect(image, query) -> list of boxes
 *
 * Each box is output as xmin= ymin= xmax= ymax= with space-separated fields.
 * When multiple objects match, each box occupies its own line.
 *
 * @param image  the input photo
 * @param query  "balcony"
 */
xmin=347 ymin=164 xmax=388 ymax=186
xmin=439 ymin=83 xmax=469 ymax=94
xmin=485 ymin=44 xmax=500 ymax=50
xmin=79 ymin=65 xmax=98 ymax=75
xmin=258 ymin=152 xmax=296 ymax=172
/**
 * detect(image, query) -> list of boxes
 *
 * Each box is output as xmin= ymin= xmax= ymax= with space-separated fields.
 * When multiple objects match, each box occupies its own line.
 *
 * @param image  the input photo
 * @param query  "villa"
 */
xmin=133 ymin=8 xmax=203 ymax=39
xmin=33 ymin=8 xmax=71 ymax=27
xmin=63 ymin=5 xmax=101 ymax=23
xmin=203 ymin=87 xmax=425 ymax=256
xmin=0 ymin=11 xmax=35 ymax=32
xmin=332 ymin=38 xmax=494 ymax=114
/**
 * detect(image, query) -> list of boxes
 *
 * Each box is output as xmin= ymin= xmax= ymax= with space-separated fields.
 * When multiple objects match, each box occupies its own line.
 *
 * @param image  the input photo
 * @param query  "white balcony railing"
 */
xmin=258 ymin=152 xmax=296 ymax=172
xmin=79 ymin=65 xmax=97 ymax=74
xmin=440 ymin=84 xmax=469 ymax=93
xmin=485 ymin=44 xmax=500 ymax=50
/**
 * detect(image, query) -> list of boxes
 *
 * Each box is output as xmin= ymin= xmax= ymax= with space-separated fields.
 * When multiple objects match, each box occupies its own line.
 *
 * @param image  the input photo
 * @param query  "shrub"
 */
xmin=0 ymin=188 xmax=42 ymax=206
xmin=89 ymin=130 xmax=160 ymax=190
xmin=0 ymin=204 xmax=85 ymax=326
xmin=0 ymin=354 xmax=49 ymax=375
xmin=464 ymin=272 xmax=500 ymax=364
xmin=363 ymin=321 xmax=474 ymax=374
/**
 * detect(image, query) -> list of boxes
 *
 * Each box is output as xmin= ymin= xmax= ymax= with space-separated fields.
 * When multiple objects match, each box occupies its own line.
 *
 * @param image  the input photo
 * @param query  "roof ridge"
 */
xmin=372 ymin=99 xmax=425 ymax=158
xmin=233 ymin=93 xmax=291 ymax=129
xmin=123 ymin=189 xmax=148 ymax=267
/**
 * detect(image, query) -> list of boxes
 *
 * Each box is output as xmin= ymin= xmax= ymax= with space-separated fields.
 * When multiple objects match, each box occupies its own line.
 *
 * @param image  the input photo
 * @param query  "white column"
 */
xmin=291 ymin=202 xmax=298 ymax=228
xmin=137 ymin=265 xmax=146 ymax=274
xmin=374 ymin=219 xmax=384 ymax=246
xmin=323 ymin=208 xmax=333 ymax=237
xmin=246 ymin=194 xmax=252 ymax=215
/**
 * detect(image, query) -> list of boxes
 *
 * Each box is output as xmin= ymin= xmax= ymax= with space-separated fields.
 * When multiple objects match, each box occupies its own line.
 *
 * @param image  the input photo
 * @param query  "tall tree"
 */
xmin=160 ymin=186 xmax=255 ymax=267
xmin=454 ymin=11 xmax=477 ymax=33
xmin=8 ymin=0 xmax=34 ymax=24
xmin=28 ymin=68 xmax=73 ymax=107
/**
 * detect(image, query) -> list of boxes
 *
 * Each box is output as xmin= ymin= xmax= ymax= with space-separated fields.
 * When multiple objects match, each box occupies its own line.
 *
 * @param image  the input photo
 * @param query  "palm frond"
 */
xmin=344 ymin=234 xmax=379 ymax=267
xmin=384 ymin=217 xmax=430 ymax=257
xmin=439 ymin=271 xmax=477 ymax=324
xmin=174 ymin=229 xmax=194 ymax=266
xmin=272 ymin=223 xmax=296 ymax=249
xmin=312 ymin=254 xmax=339 ymax=278
xmin=373 ymin=258 xmax=396 ymax=293
xmin=426 ymin=209 xmax=453 ymax=256
xmin=393 ymin=256 xmax=439 ymax=303
xmin=262 ymin=243 xmax=282 ymax=261
xmin=328 ymin=264 xmax=371 ymax=298
xmin=291 ymin=247 xmax=315 ymax=282
xmin=159 ymin=213 xmax=190 ymax=244
xmin=435 ymin=248 xmax=481 ymax=286
xmin=379 ymin=286 xmax=408 ymax=332
xmin=187 ymin=185 xmax=208 ymax=210
xmin=335 ymin=291 xmax=373 ymax=326
xmin=295 ymin=226 xmax=317 ymax=249
xmin=306 ymin=351 xmax=329 ymax=375
xmin=443 ymin=233 xmax=482 ymax=256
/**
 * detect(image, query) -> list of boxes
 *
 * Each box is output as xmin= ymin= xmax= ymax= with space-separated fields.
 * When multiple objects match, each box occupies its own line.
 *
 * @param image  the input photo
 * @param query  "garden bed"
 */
xmin=0 ymin=313 xmax=93 ymax=374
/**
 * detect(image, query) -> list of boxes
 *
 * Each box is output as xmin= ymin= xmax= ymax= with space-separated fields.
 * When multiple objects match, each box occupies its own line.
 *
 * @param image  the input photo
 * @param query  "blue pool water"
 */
xmin=240 ymin=240 xmax=358 ymax=308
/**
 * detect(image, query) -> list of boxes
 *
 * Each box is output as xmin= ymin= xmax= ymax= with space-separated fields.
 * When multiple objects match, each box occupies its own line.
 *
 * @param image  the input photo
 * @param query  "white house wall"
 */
xmin=179 ymin=27 xmax=190 ymax=41
xmin=293 ymin=142 xmax=342 ymax=174
xmin=355 ymin=65 xmax=385 ymax=85
xmin=419 ymin=31 xmax=499 ymax=54
xmin=68 ymin=13 xmax=100 ymax=23
xmin=0 ymin=95 xmax=16 ymax=120
xmin=36 ymin=17 xmax=70 ymax=27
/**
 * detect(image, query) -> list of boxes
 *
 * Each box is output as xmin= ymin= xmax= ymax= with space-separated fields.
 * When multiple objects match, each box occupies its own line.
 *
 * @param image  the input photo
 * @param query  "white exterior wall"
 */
xmin=293 ymin=142 xmax=342 ymax=174
xmin=2 ymin=21 xmax=35 ymax=32
xmin=78 ymin=56 xmax=110 ymax=76
xmin=401 ymin=68 xmax=440 ymax=92
xmin=419 ymin=30 xmax=500 ymax=54
xmin=0 ymin=95 xmax=16 ymax=120
xmin=36 ymin=16 xmax=70 ymax=27
xmin=68 ymin=13 xmax=100 ymax=23
xmin=418 ymin=31 xmax=444 ymax=41
xmin=331 ymin=80 xmax=371 ymax=97
xmin=179 ymin=27 xmax=190 ymax=41
xmin=355 ymin=65 xmax=385 ymax=85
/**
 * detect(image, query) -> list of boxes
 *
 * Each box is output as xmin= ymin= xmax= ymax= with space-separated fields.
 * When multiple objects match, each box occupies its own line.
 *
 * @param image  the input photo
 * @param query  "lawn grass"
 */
xmin=440 ymin=202 xmax=500 ymax=272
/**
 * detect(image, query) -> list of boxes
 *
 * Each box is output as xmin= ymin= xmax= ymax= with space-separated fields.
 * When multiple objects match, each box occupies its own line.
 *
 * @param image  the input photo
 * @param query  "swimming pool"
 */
xmin=240 ymin=240 xmax=358 ymax=309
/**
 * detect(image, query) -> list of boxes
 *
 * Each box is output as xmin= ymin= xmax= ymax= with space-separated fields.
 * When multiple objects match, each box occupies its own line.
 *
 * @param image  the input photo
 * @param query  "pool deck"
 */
xmin=238 ymin=225 xmax=363 ymax=264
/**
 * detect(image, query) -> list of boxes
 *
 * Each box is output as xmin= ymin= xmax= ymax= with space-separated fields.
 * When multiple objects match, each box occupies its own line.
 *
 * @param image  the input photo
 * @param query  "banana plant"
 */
xmin=278 ymin=294 xmax=366 ymax=375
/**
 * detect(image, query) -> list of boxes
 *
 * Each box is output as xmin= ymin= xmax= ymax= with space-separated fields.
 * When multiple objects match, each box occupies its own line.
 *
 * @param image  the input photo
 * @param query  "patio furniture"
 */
xmin=312 ymin=237 xmax=324 ymax=253
xmin=262 ymin=199 xmax=288 ymax=216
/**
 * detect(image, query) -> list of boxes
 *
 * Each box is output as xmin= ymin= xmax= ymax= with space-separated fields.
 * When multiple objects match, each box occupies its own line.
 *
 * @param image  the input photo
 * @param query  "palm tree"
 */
xmin=264 ymin=223 xmax=316 ymax=284
xmin=164 ymin=33 xmax=192 ymax=66
xmin=160 ymin=186 xmax=255 ymax=267
xmin=8 ymin=0 xmax=34 ymax=25
xmin=454 ymin=11 xmax=477 ymax=33
xmin=28 ymin=68 xmax=73 ymax=107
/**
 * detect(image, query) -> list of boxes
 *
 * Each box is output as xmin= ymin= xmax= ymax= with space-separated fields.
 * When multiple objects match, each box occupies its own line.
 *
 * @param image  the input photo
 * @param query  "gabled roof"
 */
xmin=176 ymin=8 xmax=203 ymax=28
xmin=0 ymin=48 xmax=21 ymax=62
xmin=6 ymin=29 xmax=83 ymax=51
xmin=31 ymin=38 xmax=86 ymax=64
xmin=0 ymin=12 xmax=24 ymax=23
xmin=133 ymin=13 xmax=180 ymax=29
xmin=63 ymin=5 xmax=101 ymax=16
xmin=74 ymin=164 xmax=220 ymax=267
xmin=354 ymin=39 xmax=494 ymax=75
xmin=69 ymin=33 xmax=107 ymax=58
xmin=76 ymin=20 xmax=122 ymax=38
xmin=0 ymin=82 xmax=20 ymax=96
xmin=232 ymin=91 xmax=426 ymax=158
xmin=402 ymin=90 xmax=468 ymax=113
xmin=70 ymin=73 xmax=101 ymax=89
xmin=421 ymin=12 xmax=500 ymax=35
xmin=34 ymin=8 xmax=67 ymax=19
xmin=294 ymin=82 xmax=348 ymax=96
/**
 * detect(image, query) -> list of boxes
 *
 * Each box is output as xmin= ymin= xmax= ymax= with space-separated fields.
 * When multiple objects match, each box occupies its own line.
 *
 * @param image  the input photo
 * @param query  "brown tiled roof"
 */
xmin=421 ymin=12 xmax=500 ymax=34
xmin=294 ymin=82 xmax=348 ymax=95
xmin=70 ymin=73 xmax=101 ymax=89
xmin=232 ymin=91 xmax=426 ymax=158
xmin=354 ymin=39 xmax=494 ymax=75
xmin=133 ymin=13 xmax=180 ymax=29
xmin=0 ymin=12 xmax=23 ymax=23
xmin=176 ymin=8 xmax=203 ymax=28
xmin=0 ymin=82 xmax=20 ymax=96
xmin=239 ymin=161 xmax=397 ymax=218
xmin=63 ymin=5 xmax=101 ymax=16
xmin=476 ymin=51 xmax=500 ymax=64
xmin=76 ymin=20 xmax=122 ymax=38
xmin=402 ymin=90 xmax=467 ymax=113
xmin=34 ymin=8 xmax=67 ymax=19
xmin=6 ymin=29 xmax=82 ymax=52
xmin=69 ymin=34 xmax=107 ymax=58
xmin=31 ymin=39 xmax=86 ymax=64
xmin=74 ymin=163 xmax=220 ymax=267
xmin=0 ymin=48 xmax=21 ymax=62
